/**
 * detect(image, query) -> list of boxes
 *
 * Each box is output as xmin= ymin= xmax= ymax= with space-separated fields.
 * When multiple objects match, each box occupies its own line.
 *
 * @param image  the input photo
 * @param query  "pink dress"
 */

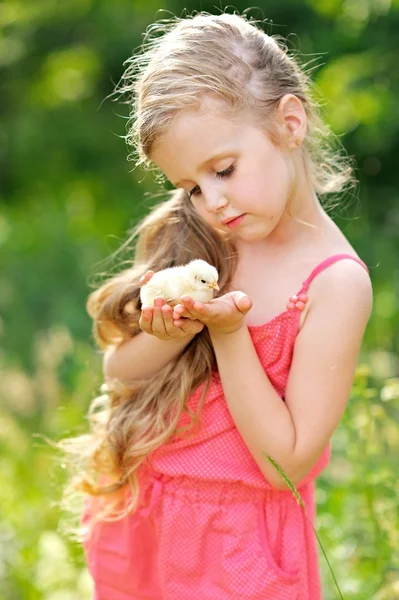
xmin=82 ymin=253 xmax=369 ymax=599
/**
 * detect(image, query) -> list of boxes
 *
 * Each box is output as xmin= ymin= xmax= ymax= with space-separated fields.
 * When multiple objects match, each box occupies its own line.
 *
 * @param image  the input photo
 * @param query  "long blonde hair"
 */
xmin=58 ymin=190 xmax=237 ymax=534
xmin=58 ymin=11 xmax=356 ymax=535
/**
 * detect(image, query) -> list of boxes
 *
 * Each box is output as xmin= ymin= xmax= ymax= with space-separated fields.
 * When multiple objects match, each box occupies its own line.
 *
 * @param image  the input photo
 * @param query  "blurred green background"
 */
xmin=1 ymin=1 xmax=398 ymax=599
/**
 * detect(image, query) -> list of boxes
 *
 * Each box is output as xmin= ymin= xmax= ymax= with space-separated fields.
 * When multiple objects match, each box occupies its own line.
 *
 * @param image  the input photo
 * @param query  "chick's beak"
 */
xmin=208 ymin=282 xmax=219 ymax=290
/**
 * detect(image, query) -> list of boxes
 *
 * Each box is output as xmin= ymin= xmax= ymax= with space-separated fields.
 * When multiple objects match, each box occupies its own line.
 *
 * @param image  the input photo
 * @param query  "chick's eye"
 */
xmin=201 ymin=279 xmax=206 ymax=283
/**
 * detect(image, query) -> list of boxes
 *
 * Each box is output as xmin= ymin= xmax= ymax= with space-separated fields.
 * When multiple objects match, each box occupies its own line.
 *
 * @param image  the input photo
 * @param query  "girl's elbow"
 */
xmin=268 ymin=475 xmax=301 ymax=492
xmin=265 ymin=465 xmax=304 ymax=492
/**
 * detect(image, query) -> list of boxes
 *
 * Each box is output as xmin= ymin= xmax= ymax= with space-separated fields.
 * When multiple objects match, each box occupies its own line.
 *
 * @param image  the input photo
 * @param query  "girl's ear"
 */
xmin=277 ymin=94 xmax=307 ymax=149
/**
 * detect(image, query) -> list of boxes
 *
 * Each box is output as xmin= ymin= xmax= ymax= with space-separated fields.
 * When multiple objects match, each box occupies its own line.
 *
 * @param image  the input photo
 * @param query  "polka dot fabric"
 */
xmin=82 ymin=254 xmax=369 ymax=599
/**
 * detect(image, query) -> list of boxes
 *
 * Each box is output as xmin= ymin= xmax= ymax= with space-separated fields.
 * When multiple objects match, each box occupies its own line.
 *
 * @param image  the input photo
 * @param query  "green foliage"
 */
xmin=1 ymin=1 xmax=398 ymax=598
xmin=316 ymin=365 xmax=399 ymax=600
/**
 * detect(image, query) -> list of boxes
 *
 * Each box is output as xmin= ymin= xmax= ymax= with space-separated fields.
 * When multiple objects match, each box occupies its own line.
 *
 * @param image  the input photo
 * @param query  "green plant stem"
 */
xmin=263 ymin=453 xmax=345 ymax=600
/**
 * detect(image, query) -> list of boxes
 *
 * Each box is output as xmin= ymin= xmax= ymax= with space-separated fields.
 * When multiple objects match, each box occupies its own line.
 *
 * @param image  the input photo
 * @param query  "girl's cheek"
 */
xmin=234 ymin=178 xmax=259 ymax=208
xmin=193 ymin=203 xmax=214 ymax=226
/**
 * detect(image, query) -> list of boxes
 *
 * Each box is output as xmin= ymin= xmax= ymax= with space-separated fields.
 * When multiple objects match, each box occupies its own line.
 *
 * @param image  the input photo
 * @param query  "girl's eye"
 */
xmin=189 ymin=185 xmax=201 ymax=198
xmin=188 ymin=164 xmax=235 ymax=199
xmin=216 ymin=164 xmax=235 ymax=179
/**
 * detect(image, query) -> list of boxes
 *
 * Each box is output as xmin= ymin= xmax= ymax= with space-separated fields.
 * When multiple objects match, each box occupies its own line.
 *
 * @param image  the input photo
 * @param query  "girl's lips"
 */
xmin=224 ymin=214 xmax=246 ymax=228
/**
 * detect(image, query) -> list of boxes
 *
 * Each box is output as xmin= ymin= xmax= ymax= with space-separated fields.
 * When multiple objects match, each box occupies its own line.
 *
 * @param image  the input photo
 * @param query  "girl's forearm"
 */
xmin=104 ymin=332 xmax=196 ymax=383
xmin=210 ymin=326 xmax=297 ymax=489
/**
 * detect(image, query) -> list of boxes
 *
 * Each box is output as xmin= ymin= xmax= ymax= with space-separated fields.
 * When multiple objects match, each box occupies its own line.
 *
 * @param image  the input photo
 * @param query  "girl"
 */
xmin=69 ymin=12 xmax=373 ymax=600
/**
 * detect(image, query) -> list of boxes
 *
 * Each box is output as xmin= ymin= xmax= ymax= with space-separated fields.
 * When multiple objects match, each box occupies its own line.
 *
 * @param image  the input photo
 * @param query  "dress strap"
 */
xmin=299 ymin=253 xmax=369 ymax=294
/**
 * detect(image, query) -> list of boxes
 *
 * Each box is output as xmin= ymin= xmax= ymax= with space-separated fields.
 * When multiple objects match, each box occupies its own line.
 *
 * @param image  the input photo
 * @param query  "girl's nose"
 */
xmin=204 ymin=189 xmax=228 ymax=213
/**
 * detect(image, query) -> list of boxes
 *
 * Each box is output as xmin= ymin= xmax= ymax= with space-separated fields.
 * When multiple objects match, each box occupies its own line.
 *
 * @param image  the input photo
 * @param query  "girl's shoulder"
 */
xmin=295 ymin=246 xmax=372 ymax=332
xmin=233 ymin=237 xmax=370 ymax=329
xmin=300 ymin=247 xmax=369 ymax=289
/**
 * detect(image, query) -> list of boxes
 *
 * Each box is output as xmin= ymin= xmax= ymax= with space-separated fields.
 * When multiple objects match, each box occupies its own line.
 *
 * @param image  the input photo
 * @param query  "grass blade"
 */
xmin=263 ymin=453 xmax=345 ymax=600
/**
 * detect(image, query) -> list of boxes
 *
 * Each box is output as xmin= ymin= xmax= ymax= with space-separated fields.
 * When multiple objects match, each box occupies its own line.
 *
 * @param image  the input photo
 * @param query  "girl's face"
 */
xmin=151 ymin=95 xmax=296 ymax=243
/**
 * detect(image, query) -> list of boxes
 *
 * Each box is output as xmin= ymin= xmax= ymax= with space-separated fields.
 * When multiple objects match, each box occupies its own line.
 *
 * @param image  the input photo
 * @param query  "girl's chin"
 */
xmin=211 ymin=218 xmax=273 ymax=242
xmin=235 ymin=222 xmax=272 ymax=240
xmin=235 ymin=228 xmax=279 ymax=249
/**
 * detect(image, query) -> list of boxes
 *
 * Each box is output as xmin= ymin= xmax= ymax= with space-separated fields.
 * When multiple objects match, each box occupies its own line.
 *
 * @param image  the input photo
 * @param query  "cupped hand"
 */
xmin=172 ymin=291 xmax=253 ymax=336
xmin=139 ymin=272 xmax=204 ymax=340
xmin=139 ymin=297 xmax=205 ymax=340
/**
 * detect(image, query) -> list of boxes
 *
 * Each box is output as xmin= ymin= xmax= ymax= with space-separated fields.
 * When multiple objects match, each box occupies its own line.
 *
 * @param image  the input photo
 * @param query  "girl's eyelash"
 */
xmin=189 ymin=186 xmax=200 ymax=198
xmin=217 ymin=164 xmax=235 ymax=179
xmin=189 ymin=164 xmax=235 ymax=198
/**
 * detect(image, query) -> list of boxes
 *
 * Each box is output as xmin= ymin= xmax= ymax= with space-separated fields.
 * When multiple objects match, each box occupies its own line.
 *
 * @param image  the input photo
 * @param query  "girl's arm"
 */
xmin=104 ymin=296 xmax=203 ymax=383
xmin=209 ymin=260 xmax=373 ymax=490
xmin=104 ymin=331 xmax=196 ymax=383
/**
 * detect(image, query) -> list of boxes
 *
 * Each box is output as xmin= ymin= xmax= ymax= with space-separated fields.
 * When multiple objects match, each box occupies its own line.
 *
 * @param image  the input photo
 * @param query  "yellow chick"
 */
xmin=140 ymin=259 xmax=219 ymax=307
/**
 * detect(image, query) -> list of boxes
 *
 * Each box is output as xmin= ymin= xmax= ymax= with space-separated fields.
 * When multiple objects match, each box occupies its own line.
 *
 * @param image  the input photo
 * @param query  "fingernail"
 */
xmin=154 ymin=298 xmax=163 ymax=307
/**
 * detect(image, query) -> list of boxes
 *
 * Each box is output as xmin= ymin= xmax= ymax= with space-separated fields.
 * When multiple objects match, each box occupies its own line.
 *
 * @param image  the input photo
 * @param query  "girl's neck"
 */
xmin=236 ymin=190 xmax=330 ymax=261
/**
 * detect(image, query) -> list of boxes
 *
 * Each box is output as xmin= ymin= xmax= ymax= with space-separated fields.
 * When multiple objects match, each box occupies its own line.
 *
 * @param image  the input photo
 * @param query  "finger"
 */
xmin=151 ymin=297 xmax=167 ymax=335
xmin=179 ymin=297 xmax=203 ymax=320
xmin=172 ymin=308 xmax=189 ymax=320
xmin=180 ymin=296 xmax=206 ymax=313
xmin=173 ymin=302 xmax=197 ymax=320
xmin=173 ymin=317 xmax=200 ymax=331
xmin=180 ymin=295 xmax=194 ymax=304
xmin=139 ymin=306 xmax=154 ymax=333
xmin=162 ymin=304 xmax=183 ymax=336
xmin=172 ymin=317 xmax=190 ymax=330
xmin=191 ymin=300 xmax=213 ymax=318
xmin=139 ymin=270 xmax=155 ymax=286
xmin=173 ymin=307 xmax=193 ymax=319
xmin=233 ymin=292 xmax=253 ymax=314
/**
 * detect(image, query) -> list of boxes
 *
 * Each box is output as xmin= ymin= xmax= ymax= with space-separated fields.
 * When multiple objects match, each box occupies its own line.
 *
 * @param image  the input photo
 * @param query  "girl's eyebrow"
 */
xmin=173 ymin=150 xmax=234 ymax=187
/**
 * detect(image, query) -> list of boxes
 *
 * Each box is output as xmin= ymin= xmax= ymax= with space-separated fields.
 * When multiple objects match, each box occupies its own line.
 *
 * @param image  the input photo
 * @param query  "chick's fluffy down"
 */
xmin=140 ymin=259 xmax=219 ymax=307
